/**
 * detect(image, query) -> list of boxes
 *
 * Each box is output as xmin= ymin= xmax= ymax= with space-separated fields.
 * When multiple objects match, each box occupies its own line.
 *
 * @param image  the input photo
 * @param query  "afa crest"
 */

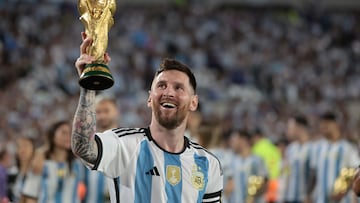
xmin=166 ymin=165 xmax=181 ymax=186
xmin=191 ymin=165 xmax=205 ymax=190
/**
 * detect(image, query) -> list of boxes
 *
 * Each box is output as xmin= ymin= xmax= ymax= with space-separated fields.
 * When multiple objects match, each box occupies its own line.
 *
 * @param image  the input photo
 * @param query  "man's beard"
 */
xmin=154 ymin=102 xmax=187 ymax=130
xmin=97 ymin=119 xmax=114 ymax=131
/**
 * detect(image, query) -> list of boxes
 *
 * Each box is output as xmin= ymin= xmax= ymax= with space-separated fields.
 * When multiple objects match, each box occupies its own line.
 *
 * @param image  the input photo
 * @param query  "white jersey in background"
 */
xmin=311 ymin=139 xmax=360 ymax=203
xmin=89 ymin=127 xmax=223 ymax=203
xmin=83 ymin=167 xmax=114 ymax=203
xmin=229 ymin=154 xmax=268 ymax=203
xmin=22 ymin=160 xmax=83 ymax=203
xmin=279 ymin=141 xmax=313 ymax=202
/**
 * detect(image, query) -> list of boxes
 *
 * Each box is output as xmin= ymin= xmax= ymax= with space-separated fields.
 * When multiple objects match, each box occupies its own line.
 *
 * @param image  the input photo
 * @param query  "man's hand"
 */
xmin=75 ymin=32 xmax=111 ymax=77
xmin=352 ymin=167 xmax=360 ymax=196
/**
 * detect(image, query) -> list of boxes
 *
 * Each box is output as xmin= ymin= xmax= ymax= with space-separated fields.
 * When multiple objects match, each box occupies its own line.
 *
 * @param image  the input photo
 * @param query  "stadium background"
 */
xmin=0 ymin=1 xmax=360 ymax=201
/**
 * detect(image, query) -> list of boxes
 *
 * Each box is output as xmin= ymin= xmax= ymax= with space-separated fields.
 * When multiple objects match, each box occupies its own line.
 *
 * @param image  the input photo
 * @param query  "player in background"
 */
xmin=228 ymin=129 xmax=268 ymax=203
xmin=310 ymin=112 xmax=360 ymax=203
xmin=82 ymin=96 xmax=120 ymax=203
xmin=278 ymin=115 xmax=313 ymax=203
xmin=21 ymin=121 xmax=83 ymax=203
xmin=71 ymin=33 xmax=223 ymax=202
xmin=12 ymin=137 xmax=35 ymax=203
xmin=251 ymin=128 xmax=281 ymax=203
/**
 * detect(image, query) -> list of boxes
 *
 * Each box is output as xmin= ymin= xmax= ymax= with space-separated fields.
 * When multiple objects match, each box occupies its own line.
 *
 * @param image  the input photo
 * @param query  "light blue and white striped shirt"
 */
xmin=228 ymin=154 xmax=268 ymax=203
xmin=311 ymin=139 xmax=360 ymax=203
xmin=22 ymin=160 xmax=83 ymax=203
xmin=279 ymin=141 xmax=313 ymax=202
xmin=90 ymin=127 xmax=223 ymax=203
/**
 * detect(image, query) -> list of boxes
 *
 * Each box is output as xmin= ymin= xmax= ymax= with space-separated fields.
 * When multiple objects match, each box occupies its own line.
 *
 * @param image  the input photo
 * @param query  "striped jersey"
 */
xmin=228 ymin=154 xmax=268 ymax=203
xmin=88 ymin=127 xmax=223 ymax=203
xmin=279 ymin=141 xmax=313 ymax=202
xmin=311 ymin=139 xmax=360 ymax=203
xmin=22 ymin=160 xmax=83 ymax=203
xmin=82 ymin=167 xmax=112 ymax=203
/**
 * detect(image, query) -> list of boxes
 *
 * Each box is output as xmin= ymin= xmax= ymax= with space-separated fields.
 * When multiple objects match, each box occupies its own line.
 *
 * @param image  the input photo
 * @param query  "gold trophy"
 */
xmin=332 ymin=167 xmax=356 ymax=195
xmin=78 ymin=0 xmax=116 ymax=90
xmin=247 ymin=175 xmax=265 ymax=203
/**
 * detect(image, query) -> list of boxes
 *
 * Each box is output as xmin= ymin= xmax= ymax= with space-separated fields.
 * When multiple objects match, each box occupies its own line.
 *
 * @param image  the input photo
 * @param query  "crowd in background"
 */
xmin=0 ymin=0 xmax=360 ymax=202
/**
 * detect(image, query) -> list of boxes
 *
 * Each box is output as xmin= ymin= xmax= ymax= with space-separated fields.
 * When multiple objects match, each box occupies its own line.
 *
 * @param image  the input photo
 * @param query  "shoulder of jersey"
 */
xmin=188 ymin=140 xmax=223 ymax=168
xmin=110 ymin=127 xmax=146 ymax=138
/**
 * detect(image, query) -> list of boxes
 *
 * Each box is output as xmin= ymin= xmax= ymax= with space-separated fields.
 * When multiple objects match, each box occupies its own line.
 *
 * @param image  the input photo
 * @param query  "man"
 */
xmin=310 ymin=112 xmax=360 ymax=203
xmin=228 ymin=129 xmax=268 ymax=203
xmin=278 ymin=115 xmax=313 ymax=203
xmin=71 ymin=33 xmax=223 ymax=202
xmin=251 ymin=128 xmax=281 ymax=203
xmin=83 ymin=96 xmax=120 ymax=203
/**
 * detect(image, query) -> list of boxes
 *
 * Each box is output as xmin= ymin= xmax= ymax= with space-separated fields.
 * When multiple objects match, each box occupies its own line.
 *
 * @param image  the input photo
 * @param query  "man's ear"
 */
xmin=189 ymin=95 xmax=198 ymax=112
xmin=147 ymin=90 xmax=152 ymax=108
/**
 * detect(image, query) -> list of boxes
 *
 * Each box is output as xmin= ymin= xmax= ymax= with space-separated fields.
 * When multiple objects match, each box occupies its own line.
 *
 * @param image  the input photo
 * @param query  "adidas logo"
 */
xmin=145 ymin=166 xmax=160 ymax=176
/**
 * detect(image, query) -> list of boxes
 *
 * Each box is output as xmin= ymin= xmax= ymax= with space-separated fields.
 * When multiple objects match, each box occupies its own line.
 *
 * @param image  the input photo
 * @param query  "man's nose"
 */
xmin=163 ymin=86 xmax=175 ymax=97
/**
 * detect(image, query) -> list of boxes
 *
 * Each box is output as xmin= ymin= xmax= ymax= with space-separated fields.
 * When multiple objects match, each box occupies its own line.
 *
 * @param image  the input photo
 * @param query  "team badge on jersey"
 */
xmin=191 ymin=165 xmax=205 ymax=190
xmin=166 ymin=165 xmax=181 ymax=186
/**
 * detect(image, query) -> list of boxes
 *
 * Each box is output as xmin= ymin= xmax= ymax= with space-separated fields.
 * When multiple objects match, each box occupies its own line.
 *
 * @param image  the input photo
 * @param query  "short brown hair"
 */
xmin=155 ymin=58 xmax=197 ymax=93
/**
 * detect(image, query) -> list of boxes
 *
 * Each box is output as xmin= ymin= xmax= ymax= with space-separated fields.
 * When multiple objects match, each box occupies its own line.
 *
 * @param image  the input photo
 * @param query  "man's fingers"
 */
xmin=104 ymin=53 xmax=111 ymax=64
xmin=81 ymin=32 xmax=87 ymax=41
xmin=80 ymin=37 xmax=93 ymax=55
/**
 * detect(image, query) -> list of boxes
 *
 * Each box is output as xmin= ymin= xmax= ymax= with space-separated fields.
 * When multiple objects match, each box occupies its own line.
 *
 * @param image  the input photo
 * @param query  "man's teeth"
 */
xmin=162 ymin=103 xmax=176 ymax=108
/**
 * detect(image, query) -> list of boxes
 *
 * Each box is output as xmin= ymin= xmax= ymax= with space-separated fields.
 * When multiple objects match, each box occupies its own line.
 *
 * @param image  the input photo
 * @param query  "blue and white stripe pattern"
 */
xmin=279 ymin=141 xmax=313 ymax=202
xmin=311 ymin=139 xmax=360 ymax=203
xmin=90 ymin=127 xmax=223 ymax=203
xmin=228 ymin=154 xmax=267 ymax=203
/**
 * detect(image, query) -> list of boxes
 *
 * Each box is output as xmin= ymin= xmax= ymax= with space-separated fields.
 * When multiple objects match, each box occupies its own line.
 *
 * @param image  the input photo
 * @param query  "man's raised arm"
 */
xmin=72 ymin=88 xmax=98 ymax=164
xmin=71 ymin=32 xmax=104 ymax=164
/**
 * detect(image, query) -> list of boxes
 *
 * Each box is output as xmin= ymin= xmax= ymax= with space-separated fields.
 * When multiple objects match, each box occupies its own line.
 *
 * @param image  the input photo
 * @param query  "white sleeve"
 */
xmin=256 ymin=156 xmax=268 ymax=178
xmin=21 ymin=171 xmax=41 ymax=199
xmin=90 ymin=129 xmax=140 ymax=178
xmin=344 ymin=143 xmax=360 ymax=168
xmin=203 ymin=157 xmax=223 ymax=203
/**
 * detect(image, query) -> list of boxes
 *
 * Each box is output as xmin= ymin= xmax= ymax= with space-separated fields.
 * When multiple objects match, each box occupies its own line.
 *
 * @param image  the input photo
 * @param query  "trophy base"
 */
xmin=79 ymin=63 xmax=114 ymax=90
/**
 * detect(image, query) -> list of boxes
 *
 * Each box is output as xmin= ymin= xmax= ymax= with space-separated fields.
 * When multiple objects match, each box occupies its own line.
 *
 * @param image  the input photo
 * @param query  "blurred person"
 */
xmin=202 ymin=126 xmax=233 ymax=202
xmin=309 ymin=112 xmax=360 ymax=203
xmin=0 ymin=147 xmax=11 ymax=202
xmin=278 ymin=115 xmax=314 ymax=203
xmin=71 ymin=33 xmax=223 ymax=202
xmin=251 ymin=128 xmax=281 ymax=203
xmin=12 ymin=137 xmax=35 ymax=203
xmin=83 ymin=96 xmax=120 ymax=203
xmin=21 ymin=121 xmax=83 ymax=203
xmin=228 ymin=129 xmax=268 ymax=203
xmin=185 ymin=108 xmax=202 ymax=142
xmin=353 ymin=167 xmax=360 ymax=197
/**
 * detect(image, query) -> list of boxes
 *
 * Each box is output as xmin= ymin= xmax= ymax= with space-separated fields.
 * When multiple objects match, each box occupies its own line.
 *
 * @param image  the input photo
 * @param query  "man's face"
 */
xmin=148 ymin=70 xmax=198 ymax=130
xmin=319 ymin=120 xmax=338 ymax=139
xmin=96 ymin=100 xmax=119 ymax=130
xmin=286 ymin=119 xmax=297 ymax=141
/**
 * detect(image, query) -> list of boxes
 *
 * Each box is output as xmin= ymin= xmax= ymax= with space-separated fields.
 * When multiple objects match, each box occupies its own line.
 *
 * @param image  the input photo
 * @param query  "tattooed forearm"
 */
xmin=71 ymin=88 xmax=98 ymax=164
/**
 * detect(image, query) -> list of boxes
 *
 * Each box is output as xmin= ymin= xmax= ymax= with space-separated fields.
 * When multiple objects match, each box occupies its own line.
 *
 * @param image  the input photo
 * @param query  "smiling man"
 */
xmin=71 ymin=33 xmax=223 ymax=203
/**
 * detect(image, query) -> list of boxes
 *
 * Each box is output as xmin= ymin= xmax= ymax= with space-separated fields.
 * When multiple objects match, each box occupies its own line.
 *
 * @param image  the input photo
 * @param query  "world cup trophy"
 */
xmin=332 ymin=167 xmax=356 ymax=196
xmin=78 ymin=0 xmax=116 ymax=90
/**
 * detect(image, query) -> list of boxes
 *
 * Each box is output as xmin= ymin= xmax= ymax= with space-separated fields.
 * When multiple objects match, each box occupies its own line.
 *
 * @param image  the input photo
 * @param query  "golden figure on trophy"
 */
xmin=333 ymin=167 xmax=356 ymax=195
xmin=78 ymin=0 xmax=116 ymax=90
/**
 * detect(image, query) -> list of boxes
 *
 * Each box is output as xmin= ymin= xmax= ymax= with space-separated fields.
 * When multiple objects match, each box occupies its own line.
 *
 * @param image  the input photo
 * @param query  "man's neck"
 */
xmin=298 ymin=132 xmax=309 ymax=144
xmin=149 ymin=119 xmax=186 ymax=153
xmin=98 ymin=122 xmax=118 ymax=132
xmin=239 ymin=148 xmax=251 ymax=158
xmin=51 ymin=147 xmax=68 ymax=162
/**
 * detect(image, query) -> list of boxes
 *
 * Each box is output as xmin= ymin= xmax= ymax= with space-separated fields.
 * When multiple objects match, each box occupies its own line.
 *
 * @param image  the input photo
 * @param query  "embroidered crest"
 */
xmin=191 ymin=165 xmax=205 ymax=190
xmin=166 ymin=165 xmax=181 ymax=186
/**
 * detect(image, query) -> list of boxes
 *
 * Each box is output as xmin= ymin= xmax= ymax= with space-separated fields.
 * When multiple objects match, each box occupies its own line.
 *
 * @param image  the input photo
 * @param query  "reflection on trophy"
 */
xmin=247 ymin=175 xmax=264 ymax=203
xmin=78 ymin=0 xmax=116 ymax=90
xmin=333 ymin=167 xmax=356 ymax=195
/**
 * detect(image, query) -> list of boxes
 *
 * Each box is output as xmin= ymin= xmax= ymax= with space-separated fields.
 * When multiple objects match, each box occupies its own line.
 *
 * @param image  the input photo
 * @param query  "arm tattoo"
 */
xmin=71 ymin=88 xmax=98 ymax=164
